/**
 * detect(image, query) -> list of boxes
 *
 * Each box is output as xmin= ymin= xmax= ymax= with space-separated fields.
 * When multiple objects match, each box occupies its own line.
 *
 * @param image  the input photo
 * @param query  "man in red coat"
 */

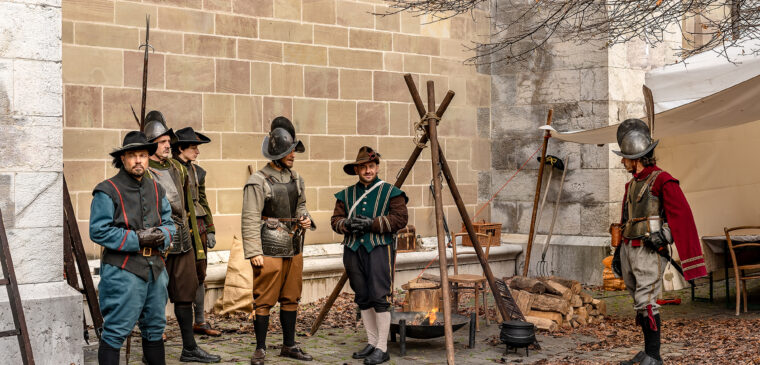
xmin=612 ymin=119 xmax=707 ymax=365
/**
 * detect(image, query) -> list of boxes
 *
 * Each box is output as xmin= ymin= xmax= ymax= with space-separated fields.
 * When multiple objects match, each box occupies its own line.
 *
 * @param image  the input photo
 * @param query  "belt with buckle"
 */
xmin=140 ymin=247 xmax=161 ymax=256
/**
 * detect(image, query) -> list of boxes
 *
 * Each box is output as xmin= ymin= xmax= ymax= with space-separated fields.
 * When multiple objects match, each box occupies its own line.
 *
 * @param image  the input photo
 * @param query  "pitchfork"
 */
xmin=534 ymin=155 xmax=569 ymax=278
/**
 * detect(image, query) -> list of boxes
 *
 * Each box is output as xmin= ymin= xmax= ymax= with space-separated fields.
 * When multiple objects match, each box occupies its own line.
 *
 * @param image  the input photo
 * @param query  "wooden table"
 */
xmin=701 ymin=234 xmax=760 ymax=308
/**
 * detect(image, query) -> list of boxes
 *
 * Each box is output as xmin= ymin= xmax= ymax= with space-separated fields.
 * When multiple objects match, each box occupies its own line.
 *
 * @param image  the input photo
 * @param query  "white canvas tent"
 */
xmin=544 ymin=39 xmax=760 ymax=287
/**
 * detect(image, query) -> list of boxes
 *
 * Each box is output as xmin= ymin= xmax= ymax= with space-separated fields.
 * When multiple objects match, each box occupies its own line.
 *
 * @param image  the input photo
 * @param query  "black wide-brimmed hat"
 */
xmin=343 ymin=146 xmax=381 ymax=175
xmin=144 ymin=111 xmax=176 ymax=142
xmin=172 ymin=127 xmax=211 ymax=145
xmin=261 ymin=116 xmax=305 ymax=160
xmin=109 ymin=131 xmax=158 ymax=158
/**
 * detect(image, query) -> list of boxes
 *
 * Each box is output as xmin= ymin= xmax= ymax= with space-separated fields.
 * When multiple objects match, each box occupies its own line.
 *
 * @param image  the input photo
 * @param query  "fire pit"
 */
xmin=389 ymin=311 xmax=476 ymax=356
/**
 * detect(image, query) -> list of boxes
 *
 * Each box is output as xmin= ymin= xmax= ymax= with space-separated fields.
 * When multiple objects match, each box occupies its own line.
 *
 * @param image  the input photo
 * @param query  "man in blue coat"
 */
xmin=90 ymin=131 xmax=176 ymax=365
xmin=331 ymin=146 xmax=408 ymax=365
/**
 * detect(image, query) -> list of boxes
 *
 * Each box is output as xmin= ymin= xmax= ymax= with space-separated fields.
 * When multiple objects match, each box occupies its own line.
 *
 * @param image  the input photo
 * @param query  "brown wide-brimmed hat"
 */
xmin=343 ymin=146 xmax=381 ymax=175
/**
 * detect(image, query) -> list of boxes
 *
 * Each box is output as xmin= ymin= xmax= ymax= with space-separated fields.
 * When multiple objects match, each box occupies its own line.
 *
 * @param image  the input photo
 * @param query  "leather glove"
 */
xmin=644 ymin=226 xmax=672 ymax=253
xmin=352 ymin=215 xmax=374 ymax=233
xmin=138 ymin=227 xmax=165 ymax=249
xmin=206 ymin=232 xmax=216 ymax=249
xmin=344 ymin=215 xmax=374 ymax=234
xmin=612 ymin=246 xmax=622 ymax=278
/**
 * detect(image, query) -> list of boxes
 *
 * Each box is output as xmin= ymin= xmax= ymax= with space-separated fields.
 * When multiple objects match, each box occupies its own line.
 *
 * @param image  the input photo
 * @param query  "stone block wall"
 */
xmin=0 ymin=0 xmax=84 ymax=362
xmin=60 ymin=0 xmax=492 ymax=256
xmin=486 ymin=3 xmax=682 ymax=239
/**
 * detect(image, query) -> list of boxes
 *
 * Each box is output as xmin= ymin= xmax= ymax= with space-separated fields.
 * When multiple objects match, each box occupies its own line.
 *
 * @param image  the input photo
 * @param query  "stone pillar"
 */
xmin=486 ymin=1 xmax=681 ymax=284
xmin=0 ymin=0 xmax=84 ymax=363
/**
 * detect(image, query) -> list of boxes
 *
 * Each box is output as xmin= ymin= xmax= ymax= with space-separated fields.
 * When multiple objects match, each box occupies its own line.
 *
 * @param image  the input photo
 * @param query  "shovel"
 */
xmin=533 ymin=155 xmax=568 ymax=277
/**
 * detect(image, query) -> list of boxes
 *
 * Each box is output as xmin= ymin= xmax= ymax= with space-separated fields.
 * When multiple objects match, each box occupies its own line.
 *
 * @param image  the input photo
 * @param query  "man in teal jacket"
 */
xmin=331 ymin=146 xmax=408 ymax=365
xmin=90 ymin=131 xmax=175 ymax=365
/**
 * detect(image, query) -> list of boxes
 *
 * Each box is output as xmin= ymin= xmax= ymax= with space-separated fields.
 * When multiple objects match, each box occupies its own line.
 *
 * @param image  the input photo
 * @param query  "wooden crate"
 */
xmin=396 ymin=225 xmax=417 ymax=252
xmin=461 ymin=221 xmax=501 ymax=247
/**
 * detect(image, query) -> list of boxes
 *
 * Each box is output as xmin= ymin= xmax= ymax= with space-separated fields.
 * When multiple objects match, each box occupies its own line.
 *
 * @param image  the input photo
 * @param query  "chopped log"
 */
xmin=570 ymin=318 xmax=580 ymax=328
xmin=508 ymin=276 xmax=547 ymax=294
xmin=580 ymin=291 xmax=594 ymax=304
xmin=512 ymin=289 xmax=535 ymax=316
xmin=573 ymin=314 xmax=587 ymax=326
xmin=595 ymin=300 xmax=607 ymax=316
xmin=584 ymin=304 xmax=594 ymax=314
xmin=525 ymin=315 xmax=558 ymax=332
xmin=589 ymin=308 xmax=599 ymax=316
xmin=531 ymin=293 xmax=570 ymax=315
xmin=543 ymin=280 xmax=572 ymax=300
xmin=549 ymin=276 xmax=582 ymax=295
xmin=591 ymin=298 xmax=601 ymax=306
xmin=565 ymin=307 xmax=574 ymax=321
xmin=588 ymin=316 xmax=594 ymax=324
xmin=576 ymin=306 xmax=589 ymax=323
xmin=570 ymin=295 xmax=583 ymax=308
xmin=527 ymin=310 xmax=564 ymax=325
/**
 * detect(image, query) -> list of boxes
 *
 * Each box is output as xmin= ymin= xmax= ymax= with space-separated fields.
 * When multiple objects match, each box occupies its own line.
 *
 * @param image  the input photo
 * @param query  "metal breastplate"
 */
xmin=260 ymin=171 xmax=301 ymax=257
xmin=623 ymin=171 xmax=663 ymax=240
xmin=187 ymin=164 xmax=207 ymax=218
xmin=150 ymin=165 xmax=192 ymax=254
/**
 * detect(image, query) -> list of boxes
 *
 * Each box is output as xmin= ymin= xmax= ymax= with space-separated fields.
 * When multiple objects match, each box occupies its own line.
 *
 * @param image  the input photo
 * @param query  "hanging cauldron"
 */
xmin=500 ymin=320 xmax=536 ymax=356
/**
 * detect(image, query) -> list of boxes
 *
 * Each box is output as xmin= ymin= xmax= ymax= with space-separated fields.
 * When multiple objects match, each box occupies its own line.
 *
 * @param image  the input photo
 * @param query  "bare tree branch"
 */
xmin=382 ymin=0 xmax=760 ymax=64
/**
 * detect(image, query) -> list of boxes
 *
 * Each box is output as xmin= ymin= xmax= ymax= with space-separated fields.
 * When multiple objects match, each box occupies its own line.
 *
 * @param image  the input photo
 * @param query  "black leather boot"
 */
xmin=142 ymin=339 xmax=166 ymax=365
xmin=643 ymin=313 xmax=662 ymax=362
xmin=97 ymin=342 xmax=120 ymax=365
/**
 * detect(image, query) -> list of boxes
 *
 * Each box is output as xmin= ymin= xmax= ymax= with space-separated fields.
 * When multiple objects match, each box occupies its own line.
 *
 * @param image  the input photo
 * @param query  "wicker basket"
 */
xmin=460 ymin=221 xmax=501 ymax=247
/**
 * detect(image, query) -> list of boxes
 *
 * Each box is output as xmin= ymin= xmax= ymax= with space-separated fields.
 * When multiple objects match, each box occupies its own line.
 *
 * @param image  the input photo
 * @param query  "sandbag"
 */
xmin=214 ymin=235 xmax=254 ymax=315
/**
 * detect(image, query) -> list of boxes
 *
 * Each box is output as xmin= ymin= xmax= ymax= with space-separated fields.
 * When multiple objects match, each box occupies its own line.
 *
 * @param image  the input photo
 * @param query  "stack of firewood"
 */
xmin=506 ymin=276 xmax=607 ymax=332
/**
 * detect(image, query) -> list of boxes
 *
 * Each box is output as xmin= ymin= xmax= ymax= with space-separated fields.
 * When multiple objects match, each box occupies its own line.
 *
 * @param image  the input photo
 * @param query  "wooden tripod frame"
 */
xmin=310 ymin=75 xmax=525 ymax=363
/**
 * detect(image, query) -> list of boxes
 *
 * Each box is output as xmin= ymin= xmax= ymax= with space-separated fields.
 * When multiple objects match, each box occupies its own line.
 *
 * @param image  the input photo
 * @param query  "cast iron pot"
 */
xmin=500 ymin=320 xmax=536 ymax=348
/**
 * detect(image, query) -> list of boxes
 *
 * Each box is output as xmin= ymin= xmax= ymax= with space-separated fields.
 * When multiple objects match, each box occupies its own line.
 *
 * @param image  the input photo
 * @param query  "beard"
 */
xmin=127 ymin=164 xmax=145 ymax=178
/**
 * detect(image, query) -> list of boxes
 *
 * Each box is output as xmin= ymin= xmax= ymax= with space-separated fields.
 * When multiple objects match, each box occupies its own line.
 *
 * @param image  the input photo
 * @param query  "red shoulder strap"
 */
xmin=106 ymin=179 xmax=128 ymax=227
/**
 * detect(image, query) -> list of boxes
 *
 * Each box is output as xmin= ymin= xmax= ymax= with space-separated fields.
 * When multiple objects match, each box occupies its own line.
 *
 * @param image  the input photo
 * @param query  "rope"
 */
xmin=472 ymin=143 xmax=543 ymax=220
xmin=413 ymin=112 xmax=441 ymax=149
xmin=409 ymin=143 xmax=544 ymax=283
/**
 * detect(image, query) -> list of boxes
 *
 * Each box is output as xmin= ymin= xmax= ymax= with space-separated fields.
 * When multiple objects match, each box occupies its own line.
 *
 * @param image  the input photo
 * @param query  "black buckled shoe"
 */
xmin=620 ymin=351 xmax=647 ymax=365
xmin=180 ymin=346 xmax=222 ymax=363
xmin=363 ymin=348 xmax=389 ymax=365
xmin=352 ymin=344 xmax=376 ymax=359
xmin=280 ymin=345 xmax=313 ymax=361
xmin=250 ymin=348 xmax=266 ymax=365
xmin=639 ymin=354 xmax=663 ymax=365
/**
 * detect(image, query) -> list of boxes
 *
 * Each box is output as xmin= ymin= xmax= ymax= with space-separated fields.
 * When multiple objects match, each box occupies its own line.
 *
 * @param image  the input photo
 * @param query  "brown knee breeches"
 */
xmin=251 ymin=254 xmax=303 ymax=315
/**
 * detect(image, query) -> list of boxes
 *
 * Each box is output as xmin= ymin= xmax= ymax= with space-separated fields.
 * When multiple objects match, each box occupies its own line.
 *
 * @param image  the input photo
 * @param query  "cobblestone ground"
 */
xmin=84 ymin=277 xmax=760 ymax=364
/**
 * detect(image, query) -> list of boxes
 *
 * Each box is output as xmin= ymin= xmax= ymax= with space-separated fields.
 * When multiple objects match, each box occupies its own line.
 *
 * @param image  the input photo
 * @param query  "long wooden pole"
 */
xmin=427 ymin=80 xmax=455 ymax=364
xmin=523 ymin=110 xmax=553 ymax=277
xmin=0 ymin=209 xmax=35 ymax=365
xmin=308 ymin=76 xmax=455 ymax=336
xmin=436 ymin=151 xmax=514 ymax=321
